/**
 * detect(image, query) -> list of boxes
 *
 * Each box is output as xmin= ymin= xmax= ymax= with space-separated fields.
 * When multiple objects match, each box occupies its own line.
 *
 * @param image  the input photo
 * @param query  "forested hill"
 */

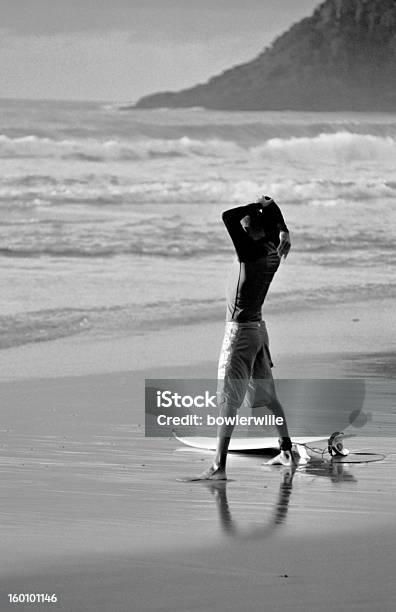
xmin=134 ymin=0 xmax=396 ymax=111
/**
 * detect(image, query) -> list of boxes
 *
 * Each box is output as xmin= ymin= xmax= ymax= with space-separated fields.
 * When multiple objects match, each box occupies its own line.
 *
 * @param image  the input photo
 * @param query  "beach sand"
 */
xmin=0 ymin=299 xmax=395 ymax=611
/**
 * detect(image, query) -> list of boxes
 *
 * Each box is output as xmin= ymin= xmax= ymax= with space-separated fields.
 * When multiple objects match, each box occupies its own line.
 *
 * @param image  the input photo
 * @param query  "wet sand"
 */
xmin=0 ymin=300 xmax=395 ymax=611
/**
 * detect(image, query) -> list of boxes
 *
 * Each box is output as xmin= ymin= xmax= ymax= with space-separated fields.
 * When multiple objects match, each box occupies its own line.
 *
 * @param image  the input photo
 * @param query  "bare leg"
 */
xmin=250 ymin=386 xmax=291 ymax=438
xmin=250 ymin=322 xmax=294 ymax=464
xmin=195 ymin=399 xmax=240 ymax=480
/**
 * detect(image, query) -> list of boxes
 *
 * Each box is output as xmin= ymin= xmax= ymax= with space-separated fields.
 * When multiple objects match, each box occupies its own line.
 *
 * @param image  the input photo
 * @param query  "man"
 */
xmin=197 ymin=195 xmax=293 ymax=480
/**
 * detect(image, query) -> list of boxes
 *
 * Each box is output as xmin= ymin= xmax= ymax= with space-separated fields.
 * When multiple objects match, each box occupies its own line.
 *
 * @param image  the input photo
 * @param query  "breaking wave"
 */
xmin=1 ymin=176 xmax=395 ymax=207
xmin=253 ymin=132 xmax=396 ymax=163
xmin=1 ymin=131 xmax=395 ymax=163
xmin=0 ymin=134 xmax=242 ymax=161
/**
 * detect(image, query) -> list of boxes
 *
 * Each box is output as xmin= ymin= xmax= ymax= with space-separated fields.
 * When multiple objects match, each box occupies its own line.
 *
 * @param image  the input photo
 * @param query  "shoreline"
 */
xmin=0 ymin=296 xmax=394 ymax=382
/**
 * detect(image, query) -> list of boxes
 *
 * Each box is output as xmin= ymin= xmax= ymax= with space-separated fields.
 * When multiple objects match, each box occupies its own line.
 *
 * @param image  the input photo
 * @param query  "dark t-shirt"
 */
xmin=222 ymin=201 xmax=289 ymax=322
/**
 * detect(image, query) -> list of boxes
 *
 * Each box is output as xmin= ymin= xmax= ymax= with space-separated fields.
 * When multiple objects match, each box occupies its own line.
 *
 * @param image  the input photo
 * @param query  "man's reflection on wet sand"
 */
xmin=203 ymin=461 xmax=357 ymax=538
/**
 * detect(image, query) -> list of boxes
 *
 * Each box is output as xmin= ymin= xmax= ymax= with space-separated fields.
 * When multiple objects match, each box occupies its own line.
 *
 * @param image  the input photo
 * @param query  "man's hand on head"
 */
xmin=277 ymin=231 xmax=291 ymax=260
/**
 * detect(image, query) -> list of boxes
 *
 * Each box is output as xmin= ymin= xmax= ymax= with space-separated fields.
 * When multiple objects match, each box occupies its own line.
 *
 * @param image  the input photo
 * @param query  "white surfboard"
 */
xmin=173 ymin=433 xmax=329 ymax=451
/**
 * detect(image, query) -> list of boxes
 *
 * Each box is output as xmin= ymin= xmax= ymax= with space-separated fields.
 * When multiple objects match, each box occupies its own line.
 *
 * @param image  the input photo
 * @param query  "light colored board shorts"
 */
xmin=217 ymin=321 xmax=276 ymax=412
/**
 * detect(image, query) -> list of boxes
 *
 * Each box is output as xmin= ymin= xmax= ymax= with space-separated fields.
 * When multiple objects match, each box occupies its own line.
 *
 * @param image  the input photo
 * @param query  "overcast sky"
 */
xmin=0 ymin=0 xmax=320 ymax=102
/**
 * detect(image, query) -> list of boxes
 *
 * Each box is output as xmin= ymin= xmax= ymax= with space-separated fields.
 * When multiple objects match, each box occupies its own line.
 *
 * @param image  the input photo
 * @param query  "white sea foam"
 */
xmin=1 ymin=131 xmax=395 ymax=164
xmin=0 ymin=134 xmax=242 ymax=161
xmin=1 ymin=176 xmax=394 ymax=207
xmin=252 ymin=132 xmax=396 ymax=163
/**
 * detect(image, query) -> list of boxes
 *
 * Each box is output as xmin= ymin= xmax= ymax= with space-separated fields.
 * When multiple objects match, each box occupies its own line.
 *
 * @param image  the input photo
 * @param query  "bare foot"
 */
xmin=181 ymin=464 xmax=227 ymax=481
xmin=264 ymin=450 xmax=295 ymax=466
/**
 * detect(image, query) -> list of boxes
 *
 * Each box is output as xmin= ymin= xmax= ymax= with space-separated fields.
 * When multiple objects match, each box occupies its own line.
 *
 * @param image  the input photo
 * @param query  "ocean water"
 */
xmin=1 ymin=99 xmax=395 ymax=350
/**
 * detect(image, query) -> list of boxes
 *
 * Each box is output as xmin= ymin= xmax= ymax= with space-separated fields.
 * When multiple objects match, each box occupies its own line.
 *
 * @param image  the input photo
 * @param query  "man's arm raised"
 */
xmin=221 ymin=202 xmax=263 ymax=261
